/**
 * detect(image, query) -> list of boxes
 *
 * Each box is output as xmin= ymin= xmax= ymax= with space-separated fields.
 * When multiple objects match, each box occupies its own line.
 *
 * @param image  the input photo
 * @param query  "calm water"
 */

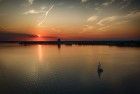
xmin=0 ymin=44 xmax=140 ymax=94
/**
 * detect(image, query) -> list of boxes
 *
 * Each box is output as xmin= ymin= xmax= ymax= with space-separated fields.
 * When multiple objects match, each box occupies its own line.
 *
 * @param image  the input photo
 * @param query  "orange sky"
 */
xmin=0 ymin=0 xmax=140 ymax=40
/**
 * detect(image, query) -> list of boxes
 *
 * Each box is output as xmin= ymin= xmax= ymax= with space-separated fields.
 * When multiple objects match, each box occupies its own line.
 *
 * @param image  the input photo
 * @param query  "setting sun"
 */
xmin=37 ymin=34 xmax=41 ymax=38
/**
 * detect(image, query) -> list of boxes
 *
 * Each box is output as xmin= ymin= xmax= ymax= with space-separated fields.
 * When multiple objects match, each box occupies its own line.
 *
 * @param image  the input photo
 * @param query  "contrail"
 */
xmin=38 ymin=0 xmax=55 ymax=27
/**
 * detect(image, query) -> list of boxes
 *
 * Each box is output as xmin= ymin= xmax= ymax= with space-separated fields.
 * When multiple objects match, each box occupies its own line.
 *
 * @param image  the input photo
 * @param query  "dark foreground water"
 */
xmin=0 ymin=44 xmax=140 ymax=94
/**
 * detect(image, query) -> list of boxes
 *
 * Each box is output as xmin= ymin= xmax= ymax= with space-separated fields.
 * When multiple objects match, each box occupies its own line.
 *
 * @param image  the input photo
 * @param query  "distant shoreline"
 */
xmin=0 ymin=40 xmax=140 ymax=47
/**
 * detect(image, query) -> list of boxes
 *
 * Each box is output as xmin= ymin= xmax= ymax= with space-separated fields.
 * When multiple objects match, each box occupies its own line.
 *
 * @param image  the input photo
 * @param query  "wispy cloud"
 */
xmin=24 ymin=0 xmax=34 ymax=5
xmin=87 ymin=16 xmax=98 ymax=22
xmin=123 ymin=11 xmax=140 ymax=19
xmin=23 ymin=9 xmax=39 ymax=15
xmin=38 ymin=4 xmax=54 ymax=26
xmin=81 ymin=0 xmax=89 ymax=3
xmin=97 ymin=16 xmax=117 ymax=26
xmin=84 ymin=10 xmax=140 ymax=32
xmin=98 ymin=25 xmax=111 ymax=31
xmin=97 ymin=11 xmax=140 ymax=31
xmin=102 ymin=0 xmax=115 ymax=6
xmin=120 ymin=0 xmax=132 ymax=9
xmin=28 ymin=0 xmax=34 ymax=5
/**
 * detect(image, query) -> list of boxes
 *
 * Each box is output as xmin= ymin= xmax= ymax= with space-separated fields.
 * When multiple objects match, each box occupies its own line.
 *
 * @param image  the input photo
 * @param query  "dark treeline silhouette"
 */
xmin=0 ymin=40 xmax=140 ymax=47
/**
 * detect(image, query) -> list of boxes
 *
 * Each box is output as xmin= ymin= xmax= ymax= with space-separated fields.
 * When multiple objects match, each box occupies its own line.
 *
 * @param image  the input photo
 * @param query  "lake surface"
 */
xmin=0 ymin=44 xmax=140 ymax=94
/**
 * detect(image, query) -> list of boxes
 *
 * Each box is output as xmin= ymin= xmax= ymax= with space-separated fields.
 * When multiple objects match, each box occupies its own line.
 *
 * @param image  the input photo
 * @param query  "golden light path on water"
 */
xmin=38 ymin=45 xmax=43 ymax=63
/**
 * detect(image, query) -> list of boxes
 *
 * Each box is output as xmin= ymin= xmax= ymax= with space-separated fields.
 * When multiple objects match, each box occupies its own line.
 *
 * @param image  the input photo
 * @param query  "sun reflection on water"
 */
xmin=38 ymin=45 xmax=43 ymax=63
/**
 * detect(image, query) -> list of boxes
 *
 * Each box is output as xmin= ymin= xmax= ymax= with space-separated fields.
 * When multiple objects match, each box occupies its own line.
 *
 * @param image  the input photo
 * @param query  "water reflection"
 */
xmin=97 ymin=62 xmax=104 ymax=79
xmin=57 ymin=44 xmax=61 ymax=49
xmin=0 ymin=45 xmax=140 ymax=94
xmin=38 ymin=45 xmax=43 ymax=63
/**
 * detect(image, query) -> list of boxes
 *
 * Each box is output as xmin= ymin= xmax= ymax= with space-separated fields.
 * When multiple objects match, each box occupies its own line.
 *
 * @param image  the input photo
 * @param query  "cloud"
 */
xmin=96 ymin=16 xmax=123 ymax=31
xmin=97 ymin=16 xmax=117 ymax=26
xmin=84 ymin=10 xmax=140 ymax=32
xmin=38 ymin=5 xmax=54 ymax=26
xmin=97 ymin=11 xmax=140 ymax=31
xmin=102 ymin=0 xmax=115 ymax=6
xmin=24 ymin=0 xmax=34 ymax=5
xmin=28 ymin=0 xmax=34 ymax=5
xmin=82 ymin=25 xmax=95 ymax=32
xmin=87 ymin=16 xmax=98 ymax=22
xmin=120 ymin=0 xmax=132 ymax=9
xmin=124 ymin=11 xmax=140 ymax=19
xmin=41 ymin=6 xmax=46 ymax=10
xmin=23 ymin=9 xmax=39 ymax=15
xmin=98 ymin=25 xmax=111 ymax=31
xmin=81 ymin=0 xmax=88 ymax=3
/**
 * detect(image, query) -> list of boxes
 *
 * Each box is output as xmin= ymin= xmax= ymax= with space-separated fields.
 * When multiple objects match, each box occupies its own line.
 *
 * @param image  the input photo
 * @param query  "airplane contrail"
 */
xmin=38 ymin=0 xmax=55 ymax=27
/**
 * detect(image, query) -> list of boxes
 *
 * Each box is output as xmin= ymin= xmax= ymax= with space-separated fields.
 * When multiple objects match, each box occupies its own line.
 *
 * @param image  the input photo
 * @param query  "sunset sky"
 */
xmin=0 ymin=0 xmax=140 ymax=40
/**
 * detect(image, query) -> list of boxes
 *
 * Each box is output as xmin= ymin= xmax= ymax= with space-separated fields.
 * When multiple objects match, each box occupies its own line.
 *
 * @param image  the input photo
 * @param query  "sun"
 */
xmin=37 ymin=34 xmax=41 ymax=38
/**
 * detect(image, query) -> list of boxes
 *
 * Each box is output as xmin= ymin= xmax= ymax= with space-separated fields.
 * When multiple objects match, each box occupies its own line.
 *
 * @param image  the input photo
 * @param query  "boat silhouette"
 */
xmin=97 ymin=62 xmax=103 ymax=79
